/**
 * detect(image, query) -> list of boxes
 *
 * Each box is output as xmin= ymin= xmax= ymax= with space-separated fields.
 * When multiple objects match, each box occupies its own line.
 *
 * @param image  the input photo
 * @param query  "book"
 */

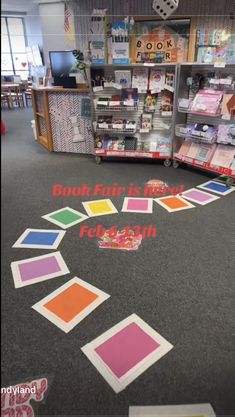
xmin=191 ymin=123 xmax=217 ymax=143
xmin=112 ymin=119 xmax=125 ymax=130
xmin=221 ymin=94 xmax=235 ymax=116
xmin=97 ymin=115 xmax=112 ymax=129
xmin=191 ymin=90 xmax=223 ymax=115
xmin=195 ymin=143 xmax=216 ymax=162
xmin=161 ymin=90 xmax=173 ymax=116
xmin=140 ymin=113 xmax=152 ymax=131
xmin=114 ymin=70 xmax=132 ymax=88
xmin=144 ymin=92 xmax=157 ymax=112
xmin=210 ymin=144 xmax=235 ymax=167
xmin=187 ymin=142 xmax=201 ymax=158
xmin=95 ymin=134 xmax=104 ymax=148
xmin=97 ymin=97 xmax=110 ymax=109
xmin=178 ymin=98 xmax=191 ymax=110
xmin=121 ymin=88 xmax=138 ymax=107
xmin=125 ymin=120 xmax=136 ymax=131
xmin=90 ymin=68 xmax=105 ymax=87
xmin=177 ymin=140 xmax=192 ymax=157
xmin=156 ymin=137 xmax=171 ymax=154
xmin=132 ymin=68 xmax=149 ymax=93
xmin=217 ymin=124 xmax=235 ymax=145
xmin=124 ymin=137 xmax=137 ymax=150
xmin=109 ymin=95 xmax=121 ymax=108
xmin=149 ymin=69 xmax=165 ymax=93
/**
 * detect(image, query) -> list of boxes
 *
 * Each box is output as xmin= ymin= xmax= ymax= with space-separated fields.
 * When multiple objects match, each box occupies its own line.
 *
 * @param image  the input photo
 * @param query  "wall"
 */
xmin=73 ymin=0 xmax=235 ymax=60
xmin=38 ymin=1 xmax=76 ymax=66
xmin=1 ymin=2 xmax=43 ymax=50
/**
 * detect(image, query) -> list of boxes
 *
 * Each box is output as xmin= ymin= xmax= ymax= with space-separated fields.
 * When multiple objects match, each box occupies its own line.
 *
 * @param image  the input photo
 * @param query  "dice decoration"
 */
xmin=152 ymin=0 xmax=179 ymax=20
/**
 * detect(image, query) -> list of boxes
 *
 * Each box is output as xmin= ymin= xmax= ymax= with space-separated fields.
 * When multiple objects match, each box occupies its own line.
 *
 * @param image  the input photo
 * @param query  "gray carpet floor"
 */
xmin=1 ymin=108 xmax=235 ymax=417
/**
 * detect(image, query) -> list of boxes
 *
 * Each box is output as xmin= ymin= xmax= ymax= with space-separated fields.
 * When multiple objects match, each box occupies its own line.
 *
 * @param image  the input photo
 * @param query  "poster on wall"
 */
xmin=196 ymin=29 xmax=235 ymax=64
xmin=133 ymin=20 xmax=190 ymax=63
xmin=90 ymin=9 xmax=108 ymax=64
xmin=111 ymin=22 xmax=129 ymax=64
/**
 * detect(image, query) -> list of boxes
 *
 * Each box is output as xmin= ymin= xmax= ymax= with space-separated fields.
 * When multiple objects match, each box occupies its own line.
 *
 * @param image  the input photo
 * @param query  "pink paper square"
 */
xmin=19 ymin=256 xmax=61 ymax=281
xmin=127 ymin=199 xmax=149 ymax=211
xmin=95 ymin=322 xmax=160 ymax=378
xmin=184 ymin=190 xmax=212 ymax=202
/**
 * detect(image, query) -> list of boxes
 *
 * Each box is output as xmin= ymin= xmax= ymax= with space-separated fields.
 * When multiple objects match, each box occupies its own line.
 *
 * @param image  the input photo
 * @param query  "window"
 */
xmin=1 ymin=17 xmax=29 ymax=80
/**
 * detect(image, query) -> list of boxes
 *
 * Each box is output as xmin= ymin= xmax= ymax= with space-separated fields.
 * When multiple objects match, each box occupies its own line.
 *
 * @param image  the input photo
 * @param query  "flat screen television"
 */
xmin=49 ymin=51 xmax=76 ymax=77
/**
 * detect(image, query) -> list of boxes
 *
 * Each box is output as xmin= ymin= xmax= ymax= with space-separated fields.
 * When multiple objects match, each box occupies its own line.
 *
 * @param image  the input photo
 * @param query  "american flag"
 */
xmin=64 ymin=3 xmax=71 ymax=32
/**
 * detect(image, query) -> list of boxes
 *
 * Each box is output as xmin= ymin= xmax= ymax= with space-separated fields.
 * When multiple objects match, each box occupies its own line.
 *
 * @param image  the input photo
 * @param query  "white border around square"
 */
xmin=42 ymin=207 xmax=88 ymax=229
xmin=180 ymin=188 xmax=220 ymax=205
xmin=82 ymin=199 xmax=118 ymax=217
xmin=154 ymin=195 xmax=195 ymax=212
xmin=32 ymin=277 xmax=110 ymax=333
xmin=12 ymin=228 xmax=66 ymax=249
xmin=81 ymin=314 xmax=173 ymax=393
xmin=197 ymin=180 xmax=235 ymax=196
xmin=129 ymin=403 xmax=216 ymax=417
xmin=11 ymin=251 xmax=70 ymax=288
xmin=121 ymin=198 xmax=153 ymax=213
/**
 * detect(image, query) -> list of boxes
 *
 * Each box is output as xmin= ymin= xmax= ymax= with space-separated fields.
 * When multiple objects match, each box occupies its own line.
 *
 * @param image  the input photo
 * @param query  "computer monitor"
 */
xmin=49 ymin=51 xmax=76 ymax=77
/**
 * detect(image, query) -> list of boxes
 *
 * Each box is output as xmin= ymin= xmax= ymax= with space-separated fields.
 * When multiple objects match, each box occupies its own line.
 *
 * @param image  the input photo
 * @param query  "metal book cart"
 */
xmin=173 ymin=63 xmax=235 ymax=184
xmin=88 ymin=63 xmax=177 ymax=165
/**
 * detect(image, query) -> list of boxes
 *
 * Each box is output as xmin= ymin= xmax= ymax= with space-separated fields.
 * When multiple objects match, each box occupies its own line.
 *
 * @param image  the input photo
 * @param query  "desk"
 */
xmin=32 ymin=87 xmax=94 ymax=154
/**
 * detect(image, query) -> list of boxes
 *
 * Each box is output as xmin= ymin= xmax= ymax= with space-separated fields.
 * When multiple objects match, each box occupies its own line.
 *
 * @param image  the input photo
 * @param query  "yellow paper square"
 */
xmin=88 ymin=201 xmax=113 ymax=214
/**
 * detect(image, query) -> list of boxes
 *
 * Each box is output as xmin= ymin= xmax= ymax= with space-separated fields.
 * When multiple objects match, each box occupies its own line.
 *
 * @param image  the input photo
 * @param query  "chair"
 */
xmin=1 ymin=91 xmax=10 ymax=109
xmin=24 ymin=80 xmax=32 ymax=107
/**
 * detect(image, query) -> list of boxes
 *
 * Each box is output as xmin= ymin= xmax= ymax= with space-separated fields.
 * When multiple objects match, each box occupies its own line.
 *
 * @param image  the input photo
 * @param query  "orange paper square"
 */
xmin=160 ymin=196 xmax=189 ymax=209
xmin=44 ymin=283 xmax=98 ymax=322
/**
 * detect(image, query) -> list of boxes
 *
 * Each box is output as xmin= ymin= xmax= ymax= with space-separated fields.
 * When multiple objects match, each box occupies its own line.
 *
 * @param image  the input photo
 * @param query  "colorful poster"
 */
xmin=112 ymin=22 xmax=130 ymax=64
xmin=133 ymin=21 xmax=189 ymax=63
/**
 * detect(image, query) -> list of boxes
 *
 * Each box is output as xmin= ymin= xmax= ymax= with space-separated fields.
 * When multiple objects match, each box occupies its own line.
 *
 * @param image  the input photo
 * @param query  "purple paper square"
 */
xmin=95 ymin=322 xmax=160 ymax=378
xmin=127 ymin=199 xmax=149 ymax=211
xmin=19 ymin=256 xmax=61 ymax=281
xmin=184 ymin=190 xmax=213 ymax=202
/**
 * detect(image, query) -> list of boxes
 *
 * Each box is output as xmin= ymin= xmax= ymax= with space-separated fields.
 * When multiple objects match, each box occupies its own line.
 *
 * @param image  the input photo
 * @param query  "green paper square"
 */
xmin=50 ymin=209 xmax=82 ymax=225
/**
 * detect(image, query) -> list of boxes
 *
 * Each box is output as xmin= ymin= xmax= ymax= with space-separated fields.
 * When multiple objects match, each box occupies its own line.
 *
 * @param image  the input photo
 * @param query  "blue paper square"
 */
xmin=204 ymin=181 xmax=231 ymax=193
xmin=22 ymin=231 xmax=58 ymax=246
